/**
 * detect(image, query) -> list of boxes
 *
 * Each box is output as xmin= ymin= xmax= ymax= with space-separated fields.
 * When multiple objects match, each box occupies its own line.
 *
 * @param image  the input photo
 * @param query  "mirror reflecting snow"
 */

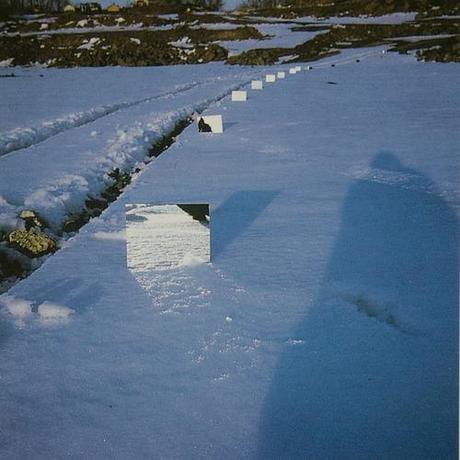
xmin=126 ymin=204 xmax=210 ymax=272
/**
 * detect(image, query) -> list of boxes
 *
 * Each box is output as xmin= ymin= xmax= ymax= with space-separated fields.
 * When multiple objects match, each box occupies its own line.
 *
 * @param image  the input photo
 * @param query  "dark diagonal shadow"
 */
xmin=257 ymin=152 xmax=458 ymax=459
xmin=224 ymin=122 xmax=238 ymax=131
xmin=211 ymin=190 xmax=279 ymax=259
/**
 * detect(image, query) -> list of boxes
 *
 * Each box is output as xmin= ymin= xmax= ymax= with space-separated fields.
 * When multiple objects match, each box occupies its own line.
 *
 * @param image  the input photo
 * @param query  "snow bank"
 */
xmin=0 ymin=77 xmax=225 ymax=157
xmin=0 ymin=58 xmax=14 ymax=67
xmin=0 ymin=293 xmax=74 ymax=327
xmin=0 ymin=294 xmax=33 ymax=321
xmin=0 ymin=66 xmax=260 ymax=232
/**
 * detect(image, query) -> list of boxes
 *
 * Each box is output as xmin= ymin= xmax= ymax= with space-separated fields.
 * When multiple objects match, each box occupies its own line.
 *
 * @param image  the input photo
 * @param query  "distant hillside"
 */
xmin=0 ymin=0 xmax=224 ymax=19
xmin=239 ymin=0 xmax=460 ymax=17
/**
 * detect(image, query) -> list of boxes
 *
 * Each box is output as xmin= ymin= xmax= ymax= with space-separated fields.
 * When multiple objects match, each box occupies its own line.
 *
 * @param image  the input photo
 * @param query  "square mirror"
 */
xmin=126 ymin=204 xmax=210 ymax=272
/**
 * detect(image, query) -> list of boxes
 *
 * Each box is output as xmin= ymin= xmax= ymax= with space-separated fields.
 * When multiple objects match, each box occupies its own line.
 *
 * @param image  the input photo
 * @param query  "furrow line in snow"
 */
xmin=0 ymin=53 xmax=375 ymax=294
xmin=0 ymin=73 xmax=256 ymax=293
xmin=0 ymin=79 xmax=212 ymax=158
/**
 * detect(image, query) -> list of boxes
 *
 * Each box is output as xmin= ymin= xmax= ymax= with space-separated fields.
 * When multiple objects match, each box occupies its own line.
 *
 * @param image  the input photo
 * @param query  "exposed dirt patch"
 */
xmin=1 ymin=6 xmax=458 ymax=67
xmin=227 ymin=19 xmax=459 ymax=65
xmin=395 ymin=35 xmax=460 ymax=62
xmin=240 ymin=0 xmax=460 ymax=20
xmin=227 ymin=47 xmax=290 ymax=65
xmin=0 ymin=23 xmax=265 ymax=67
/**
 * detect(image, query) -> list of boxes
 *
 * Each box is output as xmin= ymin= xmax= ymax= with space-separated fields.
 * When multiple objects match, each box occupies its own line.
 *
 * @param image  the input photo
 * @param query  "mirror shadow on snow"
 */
xmin=211 ymin=190 xmax=279 ymax=259
xmin=257 ymin=152 xmax=458 ymax=459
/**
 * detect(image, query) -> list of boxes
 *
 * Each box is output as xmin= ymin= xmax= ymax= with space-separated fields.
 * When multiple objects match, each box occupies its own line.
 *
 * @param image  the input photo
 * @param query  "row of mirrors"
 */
xmin=127 ymin=65 xmax=306 ymax=270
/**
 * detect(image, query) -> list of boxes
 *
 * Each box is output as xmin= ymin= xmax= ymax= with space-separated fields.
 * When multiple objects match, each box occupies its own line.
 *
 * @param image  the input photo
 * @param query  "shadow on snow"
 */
xmin=257 ymin=152 xmax=458 ymax=459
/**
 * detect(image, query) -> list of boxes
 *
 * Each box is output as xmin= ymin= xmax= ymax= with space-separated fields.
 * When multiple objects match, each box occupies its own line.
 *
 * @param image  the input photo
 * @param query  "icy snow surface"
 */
xmin=0 ymin=49 xmax=458 ymax=459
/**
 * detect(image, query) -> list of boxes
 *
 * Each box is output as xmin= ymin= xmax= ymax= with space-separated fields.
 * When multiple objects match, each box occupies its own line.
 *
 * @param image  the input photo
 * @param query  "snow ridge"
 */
xmin=0 ymin=80 xmax=206 ymax=157
xmin=0 ymin=73 xmax=255 ymax=238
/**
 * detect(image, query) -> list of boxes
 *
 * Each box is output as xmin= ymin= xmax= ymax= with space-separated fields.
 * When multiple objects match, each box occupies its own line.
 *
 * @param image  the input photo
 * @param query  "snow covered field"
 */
xmin=218 ymin=23 xmax=325 ymax=56
xmin=0 ymin=64 xmax=262 ymax=232
xmin=0 ymin=48 xmax=458 ymax=459
xmin=0 ymin=64 xmax=256 ymax=147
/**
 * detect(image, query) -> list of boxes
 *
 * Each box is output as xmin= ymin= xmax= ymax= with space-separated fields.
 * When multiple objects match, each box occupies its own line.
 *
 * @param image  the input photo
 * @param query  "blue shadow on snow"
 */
xmin=256 ymin=152 xmax=458 ymax=459
xmin=211 ymin=190 xmax=279 ymax=259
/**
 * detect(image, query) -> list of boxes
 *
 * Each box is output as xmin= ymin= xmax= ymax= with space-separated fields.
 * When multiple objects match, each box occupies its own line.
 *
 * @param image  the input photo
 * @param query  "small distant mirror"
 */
xmin=126 ymin=204 xmax=210 ymax=271
xmin=232 ymin=90 xmax=247 ymax=102
xmin=197 ymin=115 xmax=223 ymax=133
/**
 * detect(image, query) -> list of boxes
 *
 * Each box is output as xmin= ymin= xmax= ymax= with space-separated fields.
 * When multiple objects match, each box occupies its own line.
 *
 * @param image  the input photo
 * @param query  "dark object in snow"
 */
xmin=85 ymin=196 xmax=108 ymax=218
xmin=198 ymin=117 xmax=212 ymax=133
xmin=108 ymin=167 xmax=121 ymax=180
xmin=101 ymin=169 xmax=131 ymax=201
xmin=8 ymin=229 xmax=56 ymax=257
xmin=19 ymin=210 xmax=44 ymax=231
xmin=331 ymin=64 xmax=335 ymax=67
xmin=356 ymin=59 xmax=360 ymax=63
xmin=178 ymin=204 xmax=209 ymax=223
xmin=0 ymin=244 xmax=27 ymax=278
xmin=63 ymin=213 xmax=90 ymax=233
xmin=107 ymin=168 xmax=131 ymax=192
xmin=108 ymin=167 xmax=130 ymax=184
xmin=0 ymin=73 xmax=16 ymax=78
xmin=85 ymin=196 xmax=108 ymax=211
xmin=327 ymin=81 xmax=337 ymax=85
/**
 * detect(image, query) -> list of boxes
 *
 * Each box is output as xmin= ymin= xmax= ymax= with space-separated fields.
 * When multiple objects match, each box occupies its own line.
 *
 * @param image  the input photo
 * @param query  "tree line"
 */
xmin=0 ymin=0 xmax=66 ymax=15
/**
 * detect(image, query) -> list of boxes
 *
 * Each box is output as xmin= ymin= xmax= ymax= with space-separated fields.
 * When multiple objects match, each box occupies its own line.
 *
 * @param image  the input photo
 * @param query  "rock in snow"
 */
xmin=8 ymin=228 xmax=56 ymax=257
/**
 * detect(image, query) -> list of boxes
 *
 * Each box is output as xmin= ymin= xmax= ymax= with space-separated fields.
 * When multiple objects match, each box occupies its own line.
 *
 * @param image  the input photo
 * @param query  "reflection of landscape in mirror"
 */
xmin=126 ymin=204 xmax=210 ymax=272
